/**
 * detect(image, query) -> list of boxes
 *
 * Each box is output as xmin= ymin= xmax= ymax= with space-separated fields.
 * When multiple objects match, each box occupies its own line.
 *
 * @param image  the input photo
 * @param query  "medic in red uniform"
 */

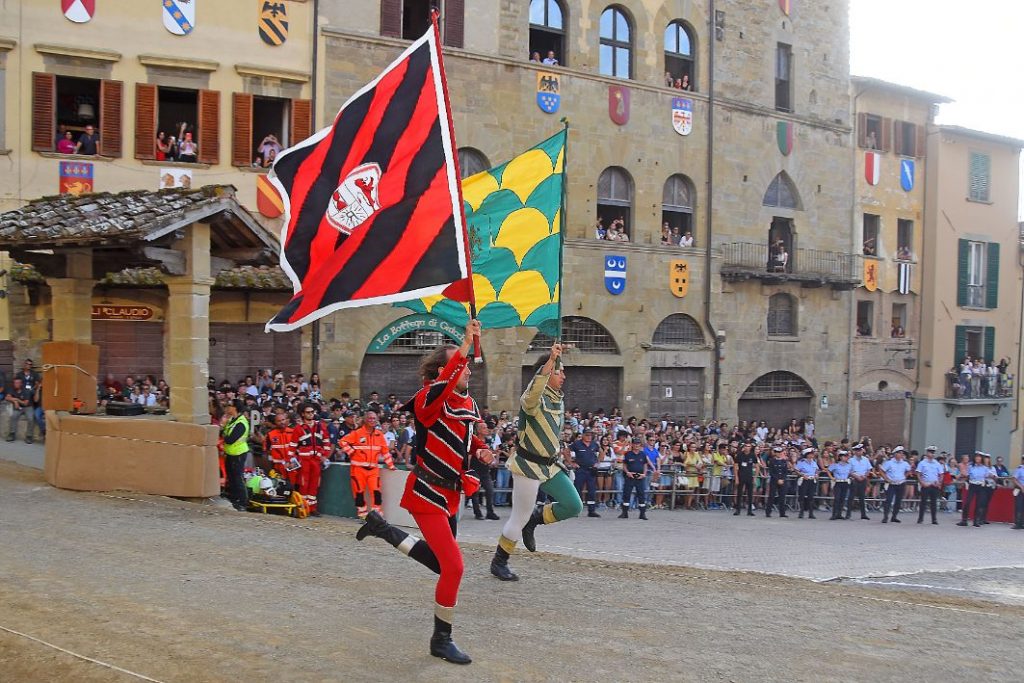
xmin=264 ymin=412 xmax=297 ymax=485
xmin=356 ymin=320 xmax=493 ymax=665
xmin=290 ymin=403 xmax=332 ymax=516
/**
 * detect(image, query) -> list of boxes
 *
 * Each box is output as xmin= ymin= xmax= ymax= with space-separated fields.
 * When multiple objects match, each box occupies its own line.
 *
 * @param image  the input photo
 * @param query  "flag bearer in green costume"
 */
xmin=490 ymin=343 xmax=582 ymax=581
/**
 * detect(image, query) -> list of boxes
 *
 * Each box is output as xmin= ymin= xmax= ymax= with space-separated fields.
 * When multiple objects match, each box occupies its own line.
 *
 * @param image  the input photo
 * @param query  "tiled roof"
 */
xmin=0 ymin=185 xmax=264 ymax=247
xmin=12 ymin=262 xmax=292 ymax=291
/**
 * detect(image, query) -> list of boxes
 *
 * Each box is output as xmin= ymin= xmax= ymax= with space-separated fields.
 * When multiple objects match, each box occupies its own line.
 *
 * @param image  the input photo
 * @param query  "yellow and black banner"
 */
xmin=259 ymin=1 xmax=288 ymax=46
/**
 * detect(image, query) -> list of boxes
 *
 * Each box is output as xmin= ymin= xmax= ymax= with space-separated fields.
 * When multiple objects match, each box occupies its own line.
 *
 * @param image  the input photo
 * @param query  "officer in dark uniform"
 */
xmin=733 ymin=441 xmax=757 ymax=516
xmin=570 ymin=429 xmax=602 ymax=517
xmin=766 ymin=445 xmax=793 ymax=518
xmin=618 ymin=437 xmax=649 ymax=520
xmin=828 ymin=450 xmax=853 ymax=519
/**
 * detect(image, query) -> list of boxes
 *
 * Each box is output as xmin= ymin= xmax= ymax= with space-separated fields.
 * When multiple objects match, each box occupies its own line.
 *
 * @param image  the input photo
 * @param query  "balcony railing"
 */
xmin=945 ymin=372 xmax=1013 ymax=400
xmin=719 ymin=242 xmax=861 ymax=288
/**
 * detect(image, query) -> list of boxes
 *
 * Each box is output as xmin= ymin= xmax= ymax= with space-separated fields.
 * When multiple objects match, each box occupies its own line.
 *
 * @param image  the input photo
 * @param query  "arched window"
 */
xmin=599 ymin=6 xmax=632 ymax=79
xmin=664 ymin=21 xmax=695 ymax=90
xmin=529 ymin=0 xmax=566 ymax=66
xmin=596 ymin=166 xmax=633 ymax=241
xmin=652 ymin=314 xmax=704 ymax=346
xmin=457 ymin=147 xmax=490 ymax=178
xmin=762 ymin=172 xmax=801 ymax=210
xmin=528 ymin=316 xmax=619 ymax=354
xmin=741 ymin=371 xmax=813 ymax=399
xmin=662 ymin=174 xmax=695 ymax=246
xmin=767 ymin=293 xmax=796 ymax=336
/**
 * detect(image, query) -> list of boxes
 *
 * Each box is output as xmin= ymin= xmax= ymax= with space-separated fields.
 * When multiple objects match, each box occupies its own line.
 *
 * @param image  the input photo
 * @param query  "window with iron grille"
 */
xmin=382 ymin=330 xmax=449 ymax=353
xmin=741 ymin=371 xmax=813 ymax=399
xmin=767 ymin=294 xmax=796 ymax=336
xmin=652 ymin=314 xmax=704 ymax=346
xmin=762 ymin=172 xmax=800 ymax=209
xmin=528 ymin=316 xmax=619 ymax=353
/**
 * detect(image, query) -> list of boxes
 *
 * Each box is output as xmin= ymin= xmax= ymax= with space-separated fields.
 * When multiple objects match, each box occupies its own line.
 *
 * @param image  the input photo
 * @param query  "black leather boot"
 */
xmin=521 ymin=508 xmax=545 ymax=552
xmin=356 ymin=509 xmax=392 ymax=541
xmin=618 ymin=505 xmax=629 ymax=519
xmin=490 ymin=546 xmax=519 ymax=582
xmin=430 ymin=616 xmax=471 ymax=665
xmin=639 ymin=507 xmax=648 ymax=520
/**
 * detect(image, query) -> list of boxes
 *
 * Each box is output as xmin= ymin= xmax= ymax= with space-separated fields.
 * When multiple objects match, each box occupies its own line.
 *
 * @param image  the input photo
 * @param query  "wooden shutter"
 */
xmin=291 ymin=98 xmax=313 ymax=145
xmin=99 ymin=79 xmax=123 ymax=158
xmin=969 ymin=152 xmax=990 ymax=202
xmin=954 ymin=325 xmax=967 ymax=367
xmin=134 ymin=83 xmax=158 ymax=160
xmin=444 ymin=0 xmax=465 ymax=48
xmin=880 ymin=117 xmax=892 ymax=152
xmin=198 ymin=89 xmax=220 ymax=165
xmin=956 ymin=239 xmax=969 ymax=307
xmin=893 ymin=121 xmax=903 ymax=157
xmin=985 ymin=242 xmax=1000 ymax=309
xmin=856 ymin=112 xmax=867 ymax=148
xmin=31 ymin=72 xmax=56 ymax=152
xmin=231 ymin=93 xmax=253 ymax=167
xmin=915 ymin=124 xmax=927 ymax=158
xmin=380 ymin=0 xmax=401 ymax=37
xmin=983 ymin=327 xmax=995 ymax=363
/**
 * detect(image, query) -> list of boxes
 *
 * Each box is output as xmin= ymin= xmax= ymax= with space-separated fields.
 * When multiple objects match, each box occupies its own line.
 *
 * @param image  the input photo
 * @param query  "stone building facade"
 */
xmin=848 ymin=77 xmax=949 ymax=445
xmin=317 ymin=0 xmax=859 ymax=435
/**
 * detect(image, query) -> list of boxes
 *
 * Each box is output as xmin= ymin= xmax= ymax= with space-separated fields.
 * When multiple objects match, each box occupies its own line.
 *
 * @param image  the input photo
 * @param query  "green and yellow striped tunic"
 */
xmin=508 ymin=366 xmax=564 ymax=482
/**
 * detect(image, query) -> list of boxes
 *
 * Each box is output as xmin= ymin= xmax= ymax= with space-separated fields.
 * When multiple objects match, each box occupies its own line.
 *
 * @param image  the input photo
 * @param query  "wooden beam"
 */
xmin=212 ymin=247 xmax=270 ymax=263
xmin=139 ymin=246 xmax=186 ymax=276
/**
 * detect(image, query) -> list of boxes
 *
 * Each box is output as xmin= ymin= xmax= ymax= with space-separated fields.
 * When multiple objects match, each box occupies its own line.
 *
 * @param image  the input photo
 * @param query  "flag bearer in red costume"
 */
xmin=290 ymin=402 xmax=331 ymax=516
xmin=357 ymin=319 xmax=493 ymax=665
xmin=339 ymin=409 xmax=395 ymax=517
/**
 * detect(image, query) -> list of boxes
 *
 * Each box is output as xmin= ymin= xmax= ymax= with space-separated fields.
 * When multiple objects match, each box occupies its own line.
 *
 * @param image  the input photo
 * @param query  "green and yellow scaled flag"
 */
xmin=397 ymin=130 xmax=565 ymax=335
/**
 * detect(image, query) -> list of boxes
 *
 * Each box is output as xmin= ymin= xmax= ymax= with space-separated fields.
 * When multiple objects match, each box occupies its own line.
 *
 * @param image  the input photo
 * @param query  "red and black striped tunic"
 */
xmin=400 ymin=349 xmax=485 ymax=516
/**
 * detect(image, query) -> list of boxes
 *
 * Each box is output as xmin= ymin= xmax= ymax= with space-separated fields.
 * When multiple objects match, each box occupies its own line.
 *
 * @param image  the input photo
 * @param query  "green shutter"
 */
xmin=984 ymin=326 xmax=995 ymax=363
xmin=954 ymin=325 xmax=967 ymax=366
xmin=957 ymin=239 xmax=969 ymax=307
xmin=985 ymin=242 xmax=999 ymax=308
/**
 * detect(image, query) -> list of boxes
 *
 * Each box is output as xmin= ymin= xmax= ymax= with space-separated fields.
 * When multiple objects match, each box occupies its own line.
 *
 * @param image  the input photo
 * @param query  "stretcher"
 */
xmin=247 ymin=490 xmax=309 ymax=518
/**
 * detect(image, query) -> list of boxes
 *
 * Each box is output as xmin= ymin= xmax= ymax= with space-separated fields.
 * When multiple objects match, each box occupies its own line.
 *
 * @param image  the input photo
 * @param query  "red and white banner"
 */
xmin=864 ymin=151 xmax=881 ymax=186
xmin=62 ymin=0 xmax=95 ymax=23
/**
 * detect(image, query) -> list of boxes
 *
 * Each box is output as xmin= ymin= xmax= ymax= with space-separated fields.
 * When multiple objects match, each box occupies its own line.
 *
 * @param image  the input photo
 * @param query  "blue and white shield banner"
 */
xmin=900 ymin=158 xmax=915 ymax=192
xmin=604 ymin=255 xmax=626 ymax=295
xmin=672 ymin=98 xmax=693 ymax=136
xmin=162 ymin=0 xmax=195 ymax=36
xmin=536 ymin=71 xmax=560 ymax=114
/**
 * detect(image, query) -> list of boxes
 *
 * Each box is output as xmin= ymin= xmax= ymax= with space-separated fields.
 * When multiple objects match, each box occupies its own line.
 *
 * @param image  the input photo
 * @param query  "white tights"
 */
xmin=500 ymin=474 xmax=541 ymax=543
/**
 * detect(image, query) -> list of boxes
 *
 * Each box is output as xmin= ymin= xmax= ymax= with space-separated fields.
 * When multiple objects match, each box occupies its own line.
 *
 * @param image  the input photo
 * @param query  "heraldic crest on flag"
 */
xmin=266 ymin=21 xmax=471 ymax=332
xmin=398 ymin=130 xmax=567 ymax=336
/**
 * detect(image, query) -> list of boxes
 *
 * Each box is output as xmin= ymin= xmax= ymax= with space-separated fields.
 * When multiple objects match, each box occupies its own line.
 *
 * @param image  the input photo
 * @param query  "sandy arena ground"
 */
xmin=1 ymin=458 xmax=1022 ymax=682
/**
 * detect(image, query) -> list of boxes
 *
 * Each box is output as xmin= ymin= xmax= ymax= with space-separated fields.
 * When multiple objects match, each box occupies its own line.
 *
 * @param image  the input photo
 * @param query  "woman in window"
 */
xmin=529 ymin=51 xmax=542 ymax=63
xmin=156 ymin=131 xmax=171 ymax=161
xmin=680 ymin=231 xmax=694 ymax=248
xmin=178 ymin=131 xmax=198 ymax=163
xmin=262 ymin=148 xmax=277 ymax=169
xmin=680 ymin=74 xmax=692 ymax=91
xmin=660 ymin=222 xmax=672 ymax=246
xmin=57 ymin=130 xmax=77 ymax=155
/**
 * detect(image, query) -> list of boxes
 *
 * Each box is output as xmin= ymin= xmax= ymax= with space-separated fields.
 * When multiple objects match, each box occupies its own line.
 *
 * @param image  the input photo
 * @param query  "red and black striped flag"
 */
xmin=266 ymin=21 xmax=472 ymax=332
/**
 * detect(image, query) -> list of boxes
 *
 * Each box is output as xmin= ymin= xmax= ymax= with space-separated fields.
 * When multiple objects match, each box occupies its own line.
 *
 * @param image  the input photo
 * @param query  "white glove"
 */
xmin=321 ymin=459 xmax=331 ymax=470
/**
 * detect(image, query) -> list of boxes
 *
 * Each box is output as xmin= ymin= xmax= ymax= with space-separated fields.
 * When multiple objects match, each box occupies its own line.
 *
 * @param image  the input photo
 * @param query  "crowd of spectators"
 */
xmin=663 ymin=72 xmax=693 ymax=91
xmin=154 ymin=123 xmax=199 ymax=163
xmin=55 ymin=124 xmax=100 ymax=156
xmin=660 ymin=222 xmax=694 ymax=247
xmin=595 ymin=217 xmax=630 ymax=242
xmin=155 ymin=366 xmax=1020 ymax=520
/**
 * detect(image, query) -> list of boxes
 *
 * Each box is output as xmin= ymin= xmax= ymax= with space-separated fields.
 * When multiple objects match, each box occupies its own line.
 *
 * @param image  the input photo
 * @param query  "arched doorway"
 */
xmin=737 ymin=371 xmax=813 ymax=428
xmin=525 ymin=316 xmax=620 ymax=413
xmin=649 ymin=314 xmax=705 ymax=419
xmin=360 ymin=315 xmax=487 ymax=405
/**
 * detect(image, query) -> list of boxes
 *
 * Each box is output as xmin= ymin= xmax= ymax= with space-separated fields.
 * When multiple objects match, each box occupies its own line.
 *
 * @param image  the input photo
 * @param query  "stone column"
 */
xmin=165 ymin=225 xmax=213 ymax=425
xmin=46 ymin=249 xmax=95 ymax=343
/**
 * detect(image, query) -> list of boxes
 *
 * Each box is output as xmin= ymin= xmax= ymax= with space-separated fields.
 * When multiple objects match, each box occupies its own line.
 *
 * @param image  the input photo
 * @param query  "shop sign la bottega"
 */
xmin=368 ymin=315 xmax=466 ymax=352
xmin=92 ymin=305 xmax=154 ymax=321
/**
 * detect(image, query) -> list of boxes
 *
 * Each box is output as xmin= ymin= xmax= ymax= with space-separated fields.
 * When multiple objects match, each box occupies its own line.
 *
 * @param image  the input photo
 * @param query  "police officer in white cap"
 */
xmin=847 ymin=443 xmax=873 ymax=520
xmin=915 ymin=446 xmax=943 ymax=525
xmin=794 ymin=447 xmax=819 ymax=519
xmin=881 ymin=446 xmax=911 ymax=523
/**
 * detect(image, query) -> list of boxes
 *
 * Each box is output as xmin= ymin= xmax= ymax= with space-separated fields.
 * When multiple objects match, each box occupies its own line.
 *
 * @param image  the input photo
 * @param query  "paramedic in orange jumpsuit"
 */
xmin=339 ymin=410 xmax=395 ymax=516
xmin=264 ymin=411 xmax=297 ymax=485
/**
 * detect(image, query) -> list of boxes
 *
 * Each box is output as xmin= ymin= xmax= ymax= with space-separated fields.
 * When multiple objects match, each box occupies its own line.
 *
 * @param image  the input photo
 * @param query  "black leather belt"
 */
xmin=517 ymin=447 xmax=556 ymax=467
xmin=414 ymin=465 xmax=461 ymax=492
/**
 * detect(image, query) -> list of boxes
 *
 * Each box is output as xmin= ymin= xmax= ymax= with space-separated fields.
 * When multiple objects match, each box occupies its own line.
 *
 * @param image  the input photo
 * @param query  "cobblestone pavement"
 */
xmin=455 ymin=502 xmax=1024 ymax=584
xmin=2 ymin=459 xmax=1023 ymax=682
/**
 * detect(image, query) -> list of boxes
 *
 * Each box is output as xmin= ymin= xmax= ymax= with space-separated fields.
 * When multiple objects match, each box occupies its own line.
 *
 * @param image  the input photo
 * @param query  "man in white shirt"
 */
xmin=542 ymin=50 xmax=559 ymax=66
